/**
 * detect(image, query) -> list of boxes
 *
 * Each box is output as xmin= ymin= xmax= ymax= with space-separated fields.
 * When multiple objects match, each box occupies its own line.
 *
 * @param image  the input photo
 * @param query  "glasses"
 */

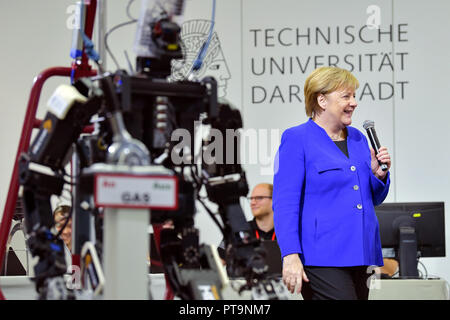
xmin=247 ymin=196 xmax=272 ymax=202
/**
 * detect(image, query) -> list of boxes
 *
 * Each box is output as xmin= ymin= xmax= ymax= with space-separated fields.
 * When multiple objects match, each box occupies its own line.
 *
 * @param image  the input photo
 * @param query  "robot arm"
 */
xmin=17 ymin=0 xmax=286 ymax=300
xmin=19 ymin=79 xmax=102 ymax=299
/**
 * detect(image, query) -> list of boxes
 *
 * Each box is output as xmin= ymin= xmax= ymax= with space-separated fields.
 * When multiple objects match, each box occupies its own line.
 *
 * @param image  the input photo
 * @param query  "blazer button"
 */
xmin=353 ymin=185 xmax=359 ymax=191
xmin=357 ymin=204 xmax=363 ymax=210
xmin=350 ymin=165 xmax=356 ymax=171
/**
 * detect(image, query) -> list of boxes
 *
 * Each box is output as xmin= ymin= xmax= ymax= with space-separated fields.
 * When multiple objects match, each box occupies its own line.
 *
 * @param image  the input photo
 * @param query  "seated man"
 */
xmin=217 ymin=183 xmax=277 ymax=260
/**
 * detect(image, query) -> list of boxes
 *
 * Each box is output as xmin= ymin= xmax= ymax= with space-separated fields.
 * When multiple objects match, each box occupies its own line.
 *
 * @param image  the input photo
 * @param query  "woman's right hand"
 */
xmin=282 ymin=253 xmax=309 ymax=294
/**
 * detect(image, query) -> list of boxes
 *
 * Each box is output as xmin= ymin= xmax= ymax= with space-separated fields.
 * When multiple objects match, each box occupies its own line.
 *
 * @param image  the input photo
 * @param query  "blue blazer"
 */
xmin=273 ymin=119 xmax=390 ymax=267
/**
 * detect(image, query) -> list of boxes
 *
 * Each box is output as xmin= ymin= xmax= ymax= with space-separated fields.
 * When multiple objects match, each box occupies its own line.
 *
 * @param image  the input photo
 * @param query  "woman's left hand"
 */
xmin=370 ymin=146 xmax=391 ymax=180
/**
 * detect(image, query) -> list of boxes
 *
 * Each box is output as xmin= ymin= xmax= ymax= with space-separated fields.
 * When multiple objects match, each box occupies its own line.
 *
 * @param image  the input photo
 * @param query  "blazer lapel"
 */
xmin=308 ymin=119 xmax=350 ymax=162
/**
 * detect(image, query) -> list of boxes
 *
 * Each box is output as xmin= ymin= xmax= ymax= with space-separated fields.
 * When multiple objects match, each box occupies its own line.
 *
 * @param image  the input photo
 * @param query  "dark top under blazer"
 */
xmin=273 ymin=119 xmax=390 ymax=267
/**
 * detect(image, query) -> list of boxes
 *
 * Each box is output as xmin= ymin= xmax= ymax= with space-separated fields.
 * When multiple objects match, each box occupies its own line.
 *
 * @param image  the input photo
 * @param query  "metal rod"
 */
xmin=96 ymin=0 xmax=107 ymax=70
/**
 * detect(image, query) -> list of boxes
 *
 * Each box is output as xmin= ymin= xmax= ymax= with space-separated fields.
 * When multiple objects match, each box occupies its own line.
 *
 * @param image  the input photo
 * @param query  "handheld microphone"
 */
xmin=363 ymin=120 xmax=388 ymax=171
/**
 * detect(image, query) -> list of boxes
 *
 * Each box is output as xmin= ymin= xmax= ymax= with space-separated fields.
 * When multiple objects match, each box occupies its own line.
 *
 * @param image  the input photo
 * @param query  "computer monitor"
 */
xmin=375 ymin=202 xmax=446 ymax=278
xmin=1 ymin=248 xmax=27 ymax=276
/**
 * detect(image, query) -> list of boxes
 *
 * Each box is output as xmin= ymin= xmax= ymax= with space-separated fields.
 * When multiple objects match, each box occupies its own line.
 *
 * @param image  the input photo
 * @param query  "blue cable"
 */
xmin=70 ymin=0 xmax=101 ymax=81
xmin=70 ymin=68 xmax=75 ymax=84
xmin=80 ymin=1 xmax=100 ymax=63
xmin=192 ymin=0 xmax=216 ymax=71
xmin=70 ymin=1 xmax=99 ymax=83
xmin=81 ymin=32 xmax=100 ymax=62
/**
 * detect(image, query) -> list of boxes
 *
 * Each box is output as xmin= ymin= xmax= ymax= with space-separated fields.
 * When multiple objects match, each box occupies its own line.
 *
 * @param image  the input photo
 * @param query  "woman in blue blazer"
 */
xmin=273 ymin=66 xmax=391 ymax=300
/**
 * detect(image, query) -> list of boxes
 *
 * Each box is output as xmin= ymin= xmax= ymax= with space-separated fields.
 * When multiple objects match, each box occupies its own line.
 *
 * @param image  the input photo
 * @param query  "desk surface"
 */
xmin=2 ymin=275 xmax=448 ymax=300
xmin=369 ymin=279 xmax=449 ymax=300
xmin=0 ymin=274 xmax=167 ymax=300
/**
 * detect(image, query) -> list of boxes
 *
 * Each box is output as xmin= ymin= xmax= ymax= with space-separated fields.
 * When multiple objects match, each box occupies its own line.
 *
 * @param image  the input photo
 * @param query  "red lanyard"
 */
xmin=255 ymin=230 xmax=276 ymax=241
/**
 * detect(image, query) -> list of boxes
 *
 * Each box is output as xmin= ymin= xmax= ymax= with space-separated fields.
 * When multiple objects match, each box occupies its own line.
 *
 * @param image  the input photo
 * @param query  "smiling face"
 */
xmin=318 ymin=87 xmax=358 ymax=129
xmin=304 ymin=67 xmax=359 ymax=120
xmin=249 ymin=184 xmax=273 ymax=219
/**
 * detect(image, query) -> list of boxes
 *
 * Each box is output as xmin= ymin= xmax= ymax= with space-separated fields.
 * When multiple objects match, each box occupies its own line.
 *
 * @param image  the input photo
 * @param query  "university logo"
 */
xmin=170 ymin=19 xmax=231 ymax=98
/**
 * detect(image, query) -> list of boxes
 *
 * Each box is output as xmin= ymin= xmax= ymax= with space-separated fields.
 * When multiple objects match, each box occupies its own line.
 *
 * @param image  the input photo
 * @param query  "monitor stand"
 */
xmin=398 ymin=226 xmax=419 ymax=278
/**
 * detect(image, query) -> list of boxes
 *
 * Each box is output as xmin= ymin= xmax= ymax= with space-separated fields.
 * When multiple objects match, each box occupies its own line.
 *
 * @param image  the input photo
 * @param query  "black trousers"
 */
xmin=301 ymin=266 xmax=371 ymax=300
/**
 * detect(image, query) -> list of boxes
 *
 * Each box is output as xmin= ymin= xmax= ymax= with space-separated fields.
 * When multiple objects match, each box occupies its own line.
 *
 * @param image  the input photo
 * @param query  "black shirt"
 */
xmin=248 ymin=219 xmax=276 ymax=241
xmin=334 ymin=139 xmax=349 ymax=158
xmin=217 ymin=218 xmax=276 ymax=259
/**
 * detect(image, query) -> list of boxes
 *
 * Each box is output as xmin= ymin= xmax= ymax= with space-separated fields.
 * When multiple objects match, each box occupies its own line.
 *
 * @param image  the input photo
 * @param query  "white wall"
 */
xmin=392 ymin=0 xmax=450 ymax=280
xmin=0 ymin=0 xmax=449 ymax=283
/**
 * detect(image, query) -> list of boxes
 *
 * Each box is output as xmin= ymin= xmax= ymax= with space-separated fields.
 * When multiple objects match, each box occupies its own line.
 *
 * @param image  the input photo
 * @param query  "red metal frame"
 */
xmin=152 ymin=223 xmax=175 ymax=300
xmin=0 ymin=0 xmax=177 ymax=300
xmin=0 ymin=0 xmax=97 ymax=300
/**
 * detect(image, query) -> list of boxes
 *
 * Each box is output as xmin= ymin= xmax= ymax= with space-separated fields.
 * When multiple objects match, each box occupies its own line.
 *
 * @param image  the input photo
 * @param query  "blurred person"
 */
xmin=54 ymin=205 xmax=72 ymax=252
xmin=54 ymin=205 xmax=73 ymax=272
xmin=273 ymin=66 xmax=391 ymax=300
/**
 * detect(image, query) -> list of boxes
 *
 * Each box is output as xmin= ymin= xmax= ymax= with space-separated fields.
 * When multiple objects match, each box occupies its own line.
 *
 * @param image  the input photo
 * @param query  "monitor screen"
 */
xmin=375 ymin=202 xmax=446 ymax=258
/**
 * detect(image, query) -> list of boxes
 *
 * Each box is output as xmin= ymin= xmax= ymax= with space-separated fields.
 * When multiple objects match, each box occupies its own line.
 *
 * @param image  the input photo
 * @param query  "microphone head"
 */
xmin=363 ymin=120 xmax=375 ymax=130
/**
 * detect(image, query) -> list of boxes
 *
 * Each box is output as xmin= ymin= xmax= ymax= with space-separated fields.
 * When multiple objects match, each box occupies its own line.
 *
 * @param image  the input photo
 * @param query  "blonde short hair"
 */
xmin=54 ymin=205 xmax=71 ymax=219
xmin=304 ymin=66 xmax=359 ymax=117
xmin=255 ymin=183 xmax=273 ymax=196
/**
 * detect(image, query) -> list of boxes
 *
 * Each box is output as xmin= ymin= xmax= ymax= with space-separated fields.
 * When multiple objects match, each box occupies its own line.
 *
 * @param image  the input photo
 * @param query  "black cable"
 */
xmin=418 ymin=259 xmax=428 ymax=279
xmin=105 ymin=19 xmax=137 ymax=71
xmin=185 ymin=163 xmax=225 ymax=236
xmin=126 ymin=0 xmax=137 ymax=20
xmin=61 ymin=167 xmax=78 ymax=184
xmin=61 ymin=178 xmax=77 ymax=186
xmin=196 ymin=196 xmax=225 ymax=237
xmin=189 ymin=165 xmax=202 ymax=192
